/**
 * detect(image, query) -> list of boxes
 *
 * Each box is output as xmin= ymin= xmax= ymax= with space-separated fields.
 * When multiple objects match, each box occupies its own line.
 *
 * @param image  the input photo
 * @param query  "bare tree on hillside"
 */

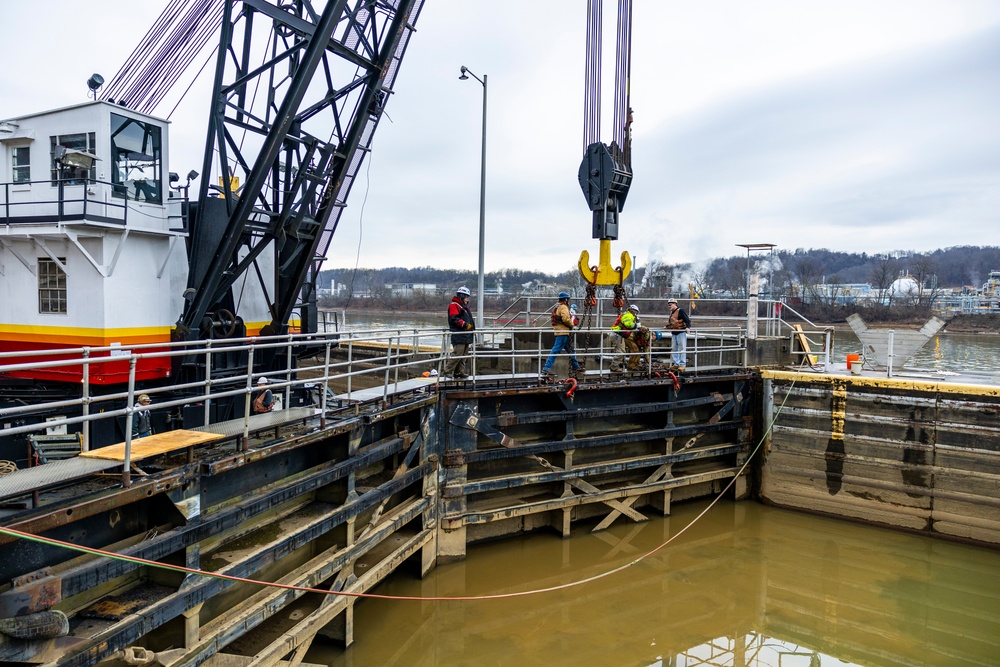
xmin=870 ymin=255 xmax=900 ymax=309
xmin=793 ymin=256 xmax=822 ymax=303
xmin=910 ymin=255 xmax=939 ymax=305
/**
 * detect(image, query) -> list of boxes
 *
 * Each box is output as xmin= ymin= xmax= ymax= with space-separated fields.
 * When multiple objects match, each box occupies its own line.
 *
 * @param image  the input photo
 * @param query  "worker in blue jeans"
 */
xmin=541 ymin=292 xmax=580 ymax=377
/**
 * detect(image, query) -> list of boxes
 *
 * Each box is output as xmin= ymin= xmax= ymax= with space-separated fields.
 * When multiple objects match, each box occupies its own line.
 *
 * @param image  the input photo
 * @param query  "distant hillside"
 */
xmin=320 ymin=246 xmax=1000 ymax=296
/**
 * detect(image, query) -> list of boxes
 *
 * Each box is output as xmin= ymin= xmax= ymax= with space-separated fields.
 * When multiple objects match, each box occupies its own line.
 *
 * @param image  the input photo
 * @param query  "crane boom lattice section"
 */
xmin=177 ymin=0 xmax=424 ymax=339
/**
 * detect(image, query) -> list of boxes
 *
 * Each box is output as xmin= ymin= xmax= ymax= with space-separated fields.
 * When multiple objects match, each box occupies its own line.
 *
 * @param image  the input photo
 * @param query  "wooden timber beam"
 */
xmin=443 ymin=467 xmax=741 ymax=530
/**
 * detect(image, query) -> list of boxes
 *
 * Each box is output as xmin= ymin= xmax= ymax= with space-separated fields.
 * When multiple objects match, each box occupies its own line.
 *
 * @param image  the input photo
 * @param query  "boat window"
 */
xmin=49 ymin=133 xmax=97 ymax=184
xmin=38 ymin=258 xmax=67 ymax=314
xmin=11 ymin=146 xmax=30 ymax=183
xmin=110 ymin=114 xmax=162 ymax=204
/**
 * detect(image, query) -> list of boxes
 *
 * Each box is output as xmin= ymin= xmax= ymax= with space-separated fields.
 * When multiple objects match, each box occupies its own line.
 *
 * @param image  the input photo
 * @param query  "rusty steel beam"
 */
xmin=447 ymin=444 xmax=742 ymax=497
xmin=6 ymin=436 xmax=408 ymax=604
xmin=179 ymin=500 xmax=431 ymax=667
xmin=48 ymin=464 xmax=432 ymax=667
xmin=0 ymin=471 xmax=189 ymax=545
xmin=491 ymin=393 xmax=732 ymax=427
xmin=244 ymin=529 xmax=433 ymax=666
xmin=447 ymin=467 xmax=742 ymax=528
xmin=463 ymin=420 xmax=743 ymax=464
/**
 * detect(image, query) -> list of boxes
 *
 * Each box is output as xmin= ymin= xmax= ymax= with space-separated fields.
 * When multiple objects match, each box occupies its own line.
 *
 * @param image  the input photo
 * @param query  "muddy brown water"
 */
xmin=308 ymin=500 xmax=1000 ymax=666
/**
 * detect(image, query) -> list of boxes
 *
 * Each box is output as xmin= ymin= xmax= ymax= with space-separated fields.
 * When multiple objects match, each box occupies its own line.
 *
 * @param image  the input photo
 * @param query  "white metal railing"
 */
xmin=0 ymin=323 xmax=749 ymax=472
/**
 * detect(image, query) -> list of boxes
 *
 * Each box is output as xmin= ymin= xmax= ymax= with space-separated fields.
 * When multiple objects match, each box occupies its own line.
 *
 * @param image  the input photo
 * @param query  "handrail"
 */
xmin=0 ymin=177 xmax=184 ymax=226
xmin=0 ymin=323 xmax=748 ymax=477
xmin=773 ymin=300 xmax=826 ymax=332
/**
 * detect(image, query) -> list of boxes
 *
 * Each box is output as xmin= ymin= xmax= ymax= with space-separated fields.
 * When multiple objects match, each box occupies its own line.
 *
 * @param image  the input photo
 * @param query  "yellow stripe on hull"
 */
xmin=0 ymin=324 xmax=171 ymax=347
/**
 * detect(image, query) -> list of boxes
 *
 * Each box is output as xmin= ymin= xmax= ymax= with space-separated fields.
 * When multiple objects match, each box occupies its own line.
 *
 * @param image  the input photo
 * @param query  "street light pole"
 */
xmin=460 ymin=65 xmax=487 ymax=329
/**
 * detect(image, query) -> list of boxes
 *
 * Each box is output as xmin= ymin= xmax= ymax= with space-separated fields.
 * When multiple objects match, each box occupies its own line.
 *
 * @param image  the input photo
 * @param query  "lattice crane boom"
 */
xmin=176 ymin=0 xmax=424 ymax=339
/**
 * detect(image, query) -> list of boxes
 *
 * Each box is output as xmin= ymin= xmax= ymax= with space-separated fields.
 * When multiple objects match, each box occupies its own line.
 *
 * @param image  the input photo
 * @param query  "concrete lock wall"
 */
xmin=759 ymin=370 xmax=1000 ymax=547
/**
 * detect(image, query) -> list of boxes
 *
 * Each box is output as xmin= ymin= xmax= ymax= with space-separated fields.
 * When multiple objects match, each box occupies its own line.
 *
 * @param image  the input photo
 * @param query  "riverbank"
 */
xmin=320 ymin=307 xmax=1000 ymax=334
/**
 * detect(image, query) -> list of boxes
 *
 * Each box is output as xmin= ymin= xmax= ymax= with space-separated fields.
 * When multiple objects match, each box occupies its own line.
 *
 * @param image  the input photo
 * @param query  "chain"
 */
xmin=581 ymin=279 xmax=598 ymax=352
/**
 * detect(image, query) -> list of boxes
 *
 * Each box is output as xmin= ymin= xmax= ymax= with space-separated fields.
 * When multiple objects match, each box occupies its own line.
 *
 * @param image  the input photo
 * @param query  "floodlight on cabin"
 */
xmin=87 ymin=73 xmax=104 ymax=100
xmin=55 ymin=146 xmax=99 ymax=171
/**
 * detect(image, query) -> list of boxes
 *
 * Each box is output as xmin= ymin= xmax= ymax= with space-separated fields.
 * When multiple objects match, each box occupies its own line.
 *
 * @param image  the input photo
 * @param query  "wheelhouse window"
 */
xmin=50 ymin=133 xmax=97 ymax=184
xmin=38 ymin=258 xmax=67 ymax=314
xmin=11 ymin=146 xmax=30 ymax=183
xmin=111 ymin=113 xmax=162 ymax=204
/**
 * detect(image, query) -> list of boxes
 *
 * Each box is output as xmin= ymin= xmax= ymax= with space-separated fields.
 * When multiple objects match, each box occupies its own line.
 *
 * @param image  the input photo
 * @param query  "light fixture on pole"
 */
xmin=459 ymin=65 xmax=487 ymax=330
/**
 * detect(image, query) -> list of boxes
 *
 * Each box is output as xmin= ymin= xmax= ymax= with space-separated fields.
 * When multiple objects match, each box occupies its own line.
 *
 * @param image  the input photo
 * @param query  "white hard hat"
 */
xmin=257 ymin=377 xmax=268 ymax=385
xmin=456 ymin=286 xmax=471 ymax=296
xmin=628 ymin=304 xmax=640 ymax=313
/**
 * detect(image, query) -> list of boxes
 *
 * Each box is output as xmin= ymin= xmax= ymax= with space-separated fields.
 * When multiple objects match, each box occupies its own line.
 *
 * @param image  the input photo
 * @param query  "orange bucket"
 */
xmin=846 ymin=353 xmax=860 ymax=369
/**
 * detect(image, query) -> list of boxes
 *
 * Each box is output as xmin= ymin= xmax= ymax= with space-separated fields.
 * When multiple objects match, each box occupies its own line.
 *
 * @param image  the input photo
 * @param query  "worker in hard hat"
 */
xmin=131 ymin=393 xmax=154 ymax=439
xmin=253 ymin=377 xmax=275 ymax=413
xmin=444 ymin=286 xmax=476 ymax=379
xmin=541 ymin=292 xmax=581 ymax=378
xmin=666 ymin=298 xmax=692 ymax=370
xmin=609 ymin=304 xmax=641 ymax=371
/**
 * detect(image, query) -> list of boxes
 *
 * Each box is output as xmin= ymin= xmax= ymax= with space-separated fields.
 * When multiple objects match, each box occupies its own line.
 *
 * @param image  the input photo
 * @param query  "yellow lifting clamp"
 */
xmin=578 ymin=239 xmax=632 ymax=286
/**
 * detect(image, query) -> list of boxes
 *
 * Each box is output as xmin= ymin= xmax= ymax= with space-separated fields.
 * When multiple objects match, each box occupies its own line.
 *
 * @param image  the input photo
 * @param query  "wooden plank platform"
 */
xmin=342 ymin=339 xmax=442 ymax=353
xmin=80 ymin=430 xmax=226 ymax=462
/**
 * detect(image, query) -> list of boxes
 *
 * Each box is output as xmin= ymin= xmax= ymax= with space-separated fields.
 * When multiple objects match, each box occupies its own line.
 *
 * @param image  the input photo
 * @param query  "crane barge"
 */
xmin=0 ymin=0 xmax=425 ymax=463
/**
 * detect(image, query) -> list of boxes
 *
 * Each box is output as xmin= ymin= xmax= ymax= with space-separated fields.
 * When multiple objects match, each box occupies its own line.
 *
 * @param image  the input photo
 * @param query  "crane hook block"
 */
xmin=579 ymin=239 xmax=632 ymax=285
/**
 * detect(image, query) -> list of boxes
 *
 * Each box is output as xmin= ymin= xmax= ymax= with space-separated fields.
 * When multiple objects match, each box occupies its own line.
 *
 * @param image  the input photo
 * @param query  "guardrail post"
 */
xmin=321 ymin=341 xmax=331 ymax=429
xmin=347 ymin=338 xmax=353 ymax=400
xmin=81 ymin=348 xmax=91 ymax=452
xmin=537 ymin=329 xmax=543 ymax=375
xmin=203 ymin=341 xmax=213 ymax=427
xmin=123 ymin=356 xmax=137 ymax=488
xmin=887 ymin=330 xmax=895 ymax=378
xmin=471 ymin=331 xmax=478 ymax=380
xmin=286 ymin=334 xmax=294 ymax=410
xmin=243 ymin=346 xmax=255 ymax=451
xmin=383 ymin=333 xmax=394 ymax=402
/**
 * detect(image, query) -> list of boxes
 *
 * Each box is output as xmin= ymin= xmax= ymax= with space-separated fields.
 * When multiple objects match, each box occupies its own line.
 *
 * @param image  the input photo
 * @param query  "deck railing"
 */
xmin=0 ymin=322 xmax=751 ymax=474
xmin=0 ymin=288 xmax=854 ymax=490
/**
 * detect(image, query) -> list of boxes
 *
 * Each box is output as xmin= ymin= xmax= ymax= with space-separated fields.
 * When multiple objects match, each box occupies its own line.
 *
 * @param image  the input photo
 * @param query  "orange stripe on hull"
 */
xmin=0 ymin=341 xmax=171 ymax=385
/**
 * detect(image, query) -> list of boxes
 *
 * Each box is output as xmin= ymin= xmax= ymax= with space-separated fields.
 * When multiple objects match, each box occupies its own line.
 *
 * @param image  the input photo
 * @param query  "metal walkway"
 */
xmin=0 ymin=407 xmax=321 ymax=502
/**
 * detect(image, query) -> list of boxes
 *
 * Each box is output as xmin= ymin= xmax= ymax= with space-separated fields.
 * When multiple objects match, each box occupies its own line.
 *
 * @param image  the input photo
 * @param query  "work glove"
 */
xmin=464 ymin=323 xmax=473 ymax=330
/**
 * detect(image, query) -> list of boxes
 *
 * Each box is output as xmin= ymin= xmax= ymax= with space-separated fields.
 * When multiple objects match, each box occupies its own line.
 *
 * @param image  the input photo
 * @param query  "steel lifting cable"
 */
xmin=582 ymin=0 xmax=602 ymax=152
xmin=102 ymin=0 xmax=186 ymax=102
xmin=613 ymin=0 xmax=633 ymax=168
xmin=102 ymin=0 xmax=197 ymax=105
xmin=583 ymin=0 xmax=632 ymax=157
xmin=0 ymin=381 xmax=798 ymax=604
xmin=101 ymin=0 xmax=224 ymax=114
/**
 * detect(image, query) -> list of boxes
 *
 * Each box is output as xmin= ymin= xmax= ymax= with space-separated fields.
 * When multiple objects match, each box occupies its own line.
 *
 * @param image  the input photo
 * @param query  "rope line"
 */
xmin=0 ymin=382 xmax=794 ymax=603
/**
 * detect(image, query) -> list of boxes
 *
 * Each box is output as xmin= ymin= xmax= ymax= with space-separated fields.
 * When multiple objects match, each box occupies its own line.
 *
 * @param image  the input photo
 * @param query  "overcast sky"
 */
xmin=3 ymin=1 xmax=999 ymax=274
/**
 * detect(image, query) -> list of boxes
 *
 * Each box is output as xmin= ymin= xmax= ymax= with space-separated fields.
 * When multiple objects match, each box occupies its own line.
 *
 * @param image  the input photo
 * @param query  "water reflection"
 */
xmin=314 ymin=501 xmax=1000 ymax=666
xmin=836 ymin=330 xmax=1000 ymax=375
